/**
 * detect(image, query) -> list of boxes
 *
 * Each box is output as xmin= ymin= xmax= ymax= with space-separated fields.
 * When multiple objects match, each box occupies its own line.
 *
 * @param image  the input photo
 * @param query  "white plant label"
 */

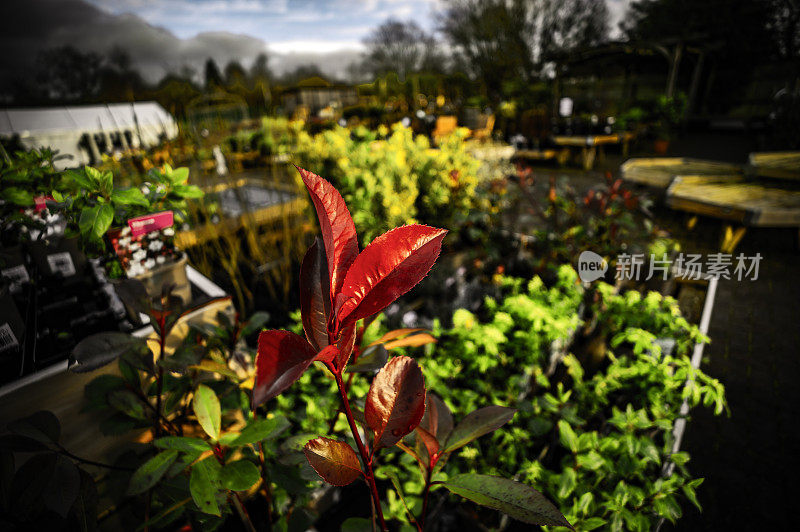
xmin=47 ymin=252 xmax=76 ymax=277
xmin=0 ymin=323 xmax=19 ymax=353
xmin=1 ymin=264 xmax=30 ymax=285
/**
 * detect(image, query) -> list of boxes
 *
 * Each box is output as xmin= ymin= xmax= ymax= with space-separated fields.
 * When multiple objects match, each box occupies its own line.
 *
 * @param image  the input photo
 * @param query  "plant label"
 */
xmin=128 ymin=211 xmax=174 ymax=237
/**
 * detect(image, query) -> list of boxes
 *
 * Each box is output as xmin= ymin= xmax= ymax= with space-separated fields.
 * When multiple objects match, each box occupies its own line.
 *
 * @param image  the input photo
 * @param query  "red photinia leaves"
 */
xmin=415 ymin=426 xmax=440 ymax=465
xmin=419 ymin=393 xmax=454 ymax=444
xmin=297 ymin=167 xmax=359 ymax=300
xmin=335 ymin=225 xmax=447 ymax=327
xmin=252 ymin=330 xmax=318 ymax=408
xmin=365 ymin=356 xmax=426 ymax=449
xmin=300 ymin=237 xmax=332 ymax=351
xmin=303 ymin=437 xmax=363 ymax=486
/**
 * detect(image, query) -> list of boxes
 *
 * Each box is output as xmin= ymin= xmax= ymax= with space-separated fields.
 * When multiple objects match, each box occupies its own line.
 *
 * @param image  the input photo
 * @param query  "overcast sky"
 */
xmin=0 ymin=0 xmax=632 ymax=87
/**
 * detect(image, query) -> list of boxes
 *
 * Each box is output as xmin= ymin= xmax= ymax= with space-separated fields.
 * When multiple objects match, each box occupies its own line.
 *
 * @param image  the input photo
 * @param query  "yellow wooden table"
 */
xmin=552 ymin=132 xmax=635 ymax=170
xmin=666 ymin=174 xmax=800 ymax=252
xmin=620 ymin=157 xmax=742 ymax=190
xmin=748 ymin=151 xmax=800 ymax=181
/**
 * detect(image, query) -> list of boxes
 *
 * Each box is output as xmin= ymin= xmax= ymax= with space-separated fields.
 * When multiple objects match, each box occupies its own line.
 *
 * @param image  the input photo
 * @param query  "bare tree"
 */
xmin=362 ymin=18 xmax=444 ymax=80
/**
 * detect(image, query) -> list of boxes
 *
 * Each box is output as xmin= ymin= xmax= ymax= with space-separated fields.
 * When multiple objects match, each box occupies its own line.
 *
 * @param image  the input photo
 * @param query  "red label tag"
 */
xmin=33 ymin=195 xmax=54 ymax=212
xmin=128 ymin=211 xmax=174 ymax=237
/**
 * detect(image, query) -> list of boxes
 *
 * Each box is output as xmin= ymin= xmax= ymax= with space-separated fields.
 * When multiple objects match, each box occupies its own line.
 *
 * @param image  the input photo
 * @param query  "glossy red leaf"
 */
xmin=336 ymin=225 xmax=447 ymax=327
xmin=300 ymin=237 xmax=332 ymax=351
xmin=334 ymin=321 xmax=357 ymax=370
xmin=303 ymin=437 xmax=363 ymax=486
xmin=297 ymin=167 xmax=359 ymax=299
xmin=252 ymin=330 xmax=317 ymax=408
xmin=314 ymin=344 xmax=339 ymax=365
xmin=365 ymin=356 xmax=426 ymax=449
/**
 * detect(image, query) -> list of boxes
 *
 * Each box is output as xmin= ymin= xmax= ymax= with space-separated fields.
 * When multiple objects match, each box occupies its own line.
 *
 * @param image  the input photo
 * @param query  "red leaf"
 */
xmin=336 ymin=225 xmax=447 ymax=327
xmin=334 ymin=321 xmax=357 ymax=370
xmin=420 ymin=393 xmax=454 ymax=443
xmin=252 ymin=330 xmax=317 ymax=408
xmin=304 ymin=437 xmax=363 ymax=486
xmin=297 ymin=167 xmax=359 ymax=299
xmin=300 ymin=237 xmax=331 ymax=351
xmin=365 ymin=356 xmax=426 ymax=449
xmin=416 ymin=426 xmax=440 ymax=466
xmin=314 ymin=344 xmax=339 ymax=365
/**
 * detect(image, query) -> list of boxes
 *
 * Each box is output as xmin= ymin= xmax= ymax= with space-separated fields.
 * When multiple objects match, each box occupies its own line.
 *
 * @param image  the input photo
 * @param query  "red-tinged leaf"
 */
xmin=334 ymin=321 xmax=357 ymax=370
xmin=300 ymin=237 xmax=331 ymax=351
xmin=297 ymin=167 xmax=359 ymax=299
xmin=384 ymin=332 xmax=437 ymax=350
xmin=303 ymin=437 xmax=362 ymax=486
xmin=252 ymin=330 xmax=317 ymax=408
xmin=365 ymin=356 xmax=426 ymax=449
xmin=420 ymin=393 xmax=454 ymax=444
xmin=314 ymin=344 xmax=339 ymax=365
xmin=416 ymin=426 xmax=439 ymax=465
xmin=443 ymin=406 xmax=517 ymax=453
xmin=336 ymin=225 xmax=447 ymax=326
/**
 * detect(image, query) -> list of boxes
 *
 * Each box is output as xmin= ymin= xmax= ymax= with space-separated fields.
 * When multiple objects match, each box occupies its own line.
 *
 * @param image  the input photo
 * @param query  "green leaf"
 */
xmin=78 ymin=203 xmax=114 ymax=240
xmin=219 ymin=460 xmax=260 ymax=491
xmin=70 ymin=332 xmax=148 ymax=373
xmin=154 ymin=436 xmax=212 ymax=457
xmin=0 ymin=187 xmax=33 ymax=206
xmin=581 ymin=517 xmax=607 ymax=531
xmin=43 ymin=455 xmax=81 ymax=518
xmin=241 ymin=311 xmax=270 ymax=336
xmin=443 ymin=406 xmax=516 ymax=453
xmin=108 ymin=389 xmax=147 ymax=420
xmin=8 ymin=411 xmax=61 ymax=444
xmin=190 ymin=458 xmax=221 ymax=516
xmin=111 ymin=188 xmax=149 ymax=207
xmin=558 ymin=420 xmax=579 ymax=453
xmin=66 ymin=169 xmax=93 ymax=190
xmin=127 ymin=450 xmax=179 ymax=495
xmin=172 ymin=184 xmax=204 ymax=199
xmin=169 ymin=167 xmax=190 ymax=185
xmin=230 ymin=416 xmax=290 ymax=447
xmin=341 ymin=517 xmax=372 ymax=532
xmin=98 ymin=170 xmax=113 ymax=196
xmin=193 ymin=385 xmax=221 ymax=440
xmin=442 ymin=474 xmax=573 ymax=529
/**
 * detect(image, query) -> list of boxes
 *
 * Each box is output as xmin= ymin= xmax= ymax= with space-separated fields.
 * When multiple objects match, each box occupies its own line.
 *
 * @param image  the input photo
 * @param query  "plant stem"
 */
xmin=419 ymin=466 xmax=433 ymax=530
xmin=231 ymin=493 xmax=257 ymax=532
xmin=333 ymin=371 xmax=387 ymax=531
xmin=154 ymin=318 xmax=167 ymax=438
xmin=55 ymin=444 xmax=134 ymax=471
xmin=254 ymin=410 xmax=275 ymax=527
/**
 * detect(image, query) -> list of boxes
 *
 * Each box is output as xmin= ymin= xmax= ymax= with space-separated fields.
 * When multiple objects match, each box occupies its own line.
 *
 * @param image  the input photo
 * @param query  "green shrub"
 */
xmin=293 ymin=123 xmax=482 ymax=244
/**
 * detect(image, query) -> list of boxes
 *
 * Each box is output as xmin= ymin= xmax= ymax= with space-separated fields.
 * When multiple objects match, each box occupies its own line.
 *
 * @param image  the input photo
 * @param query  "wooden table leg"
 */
xmin=582 ymin=146 xmax=596 ymax=171
xmin=720 ymin=225 xmax=747 ymax=254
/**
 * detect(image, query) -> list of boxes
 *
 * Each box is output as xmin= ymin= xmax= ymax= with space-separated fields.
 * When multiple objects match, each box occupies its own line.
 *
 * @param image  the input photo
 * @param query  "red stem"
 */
xmin=419 ymin=466 xmax=433 ymax=530
xmin=333 ymin=370 xmax=387 ymax=531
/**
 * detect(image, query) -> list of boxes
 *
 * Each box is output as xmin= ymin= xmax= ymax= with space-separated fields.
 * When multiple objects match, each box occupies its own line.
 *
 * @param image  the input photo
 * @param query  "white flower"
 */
xmin=156 ymin=255 xmax=166 ymax=264
xmin=149 ymin=240 xmax=164 ymax=251
xmin=144 ymin=258 xmax=156 ymax=270
xmin=132 ymin=249 xmax=147 ymax=261
xmin=162 ymin=227 xmax=175 ymax=237
xmin=120 ymin=227 xmax=131 ymax=236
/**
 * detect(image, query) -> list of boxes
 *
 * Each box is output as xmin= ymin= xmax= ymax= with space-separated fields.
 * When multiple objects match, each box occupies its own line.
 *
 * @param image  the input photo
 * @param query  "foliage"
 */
xmin=293 ymin=123 xmax=482 ymax=245
xmin=0 ymin=411 xmax=100 ymax=530
xmin=399 ymin=267 xmax=725 ymax=531
xmin=252 ymin=167 xmax=570 ymax=530
xmin=0 ymin=146 xmax=202 ymax=254
xmin=651 ymin=93 xmax=687 ymax=141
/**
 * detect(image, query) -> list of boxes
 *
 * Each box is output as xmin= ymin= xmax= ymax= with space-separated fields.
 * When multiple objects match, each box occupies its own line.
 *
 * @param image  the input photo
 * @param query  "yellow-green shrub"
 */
xmin=293 ymin=123 xmax=481 ymax=244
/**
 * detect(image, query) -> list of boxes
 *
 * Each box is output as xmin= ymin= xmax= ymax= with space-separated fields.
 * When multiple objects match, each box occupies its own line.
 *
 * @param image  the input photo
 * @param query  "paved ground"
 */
xmin=600 ymin=133 xmax=799 ymax=530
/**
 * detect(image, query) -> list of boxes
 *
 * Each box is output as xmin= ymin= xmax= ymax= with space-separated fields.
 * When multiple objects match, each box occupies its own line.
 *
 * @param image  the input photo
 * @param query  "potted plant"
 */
xmin=61 ymin=163 xmax=203 ymax=303
xmin=651 ymin=93 xmax=687 ymax=155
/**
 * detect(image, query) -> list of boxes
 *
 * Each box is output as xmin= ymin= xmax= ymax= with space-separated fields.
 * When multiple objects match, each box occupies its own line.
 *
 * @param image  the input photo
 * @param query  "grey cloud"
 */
xmin=0 ymin=0 xmax=357 ymax=88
